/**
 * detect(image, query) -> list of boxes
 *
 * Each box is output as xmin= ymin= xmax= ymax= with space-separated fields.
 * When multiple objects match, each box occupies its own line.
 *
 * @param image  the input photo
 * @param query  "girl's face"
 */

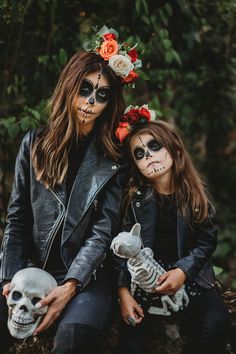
xmin=75 ymin=71 xmax=110 ymax=133
xmin=130 ymin=133 xmax=173 ymax=180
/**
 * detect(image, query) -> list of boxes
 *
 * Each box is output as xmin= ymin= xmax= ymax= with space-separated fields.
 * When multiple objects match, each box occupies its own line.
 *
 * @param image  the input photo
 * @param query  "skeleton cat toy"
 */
xmin=111 ymin=223 xmax=189 ymax=316
xmin=7 ymin=267 xmax=57 ymax=339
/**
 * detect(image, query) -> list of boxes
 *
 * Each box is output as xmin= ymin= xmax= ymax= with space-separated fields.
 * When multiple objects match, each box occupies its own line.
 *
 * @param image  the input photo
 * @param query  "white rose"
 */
xmin=108 ymin=54 xmax=134 ymax=77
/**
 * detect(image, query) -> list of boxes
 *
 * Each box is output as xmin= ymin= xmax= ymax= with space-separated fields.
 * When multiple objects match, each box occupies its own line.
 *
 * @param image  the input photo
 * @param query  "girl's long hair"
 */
xmin=32 ymin=51 xmax=125 ymax=188
xmin=124 ymin=120 xmax=210 ymax=223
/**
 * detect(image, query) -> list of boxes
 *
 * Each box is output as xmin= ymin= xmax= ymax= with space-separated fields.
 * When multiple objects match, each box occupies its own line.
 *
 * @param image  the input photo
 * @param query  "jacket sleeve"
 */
xmin=173 ymin=206 xmax=217 ymax=281
xmin=0 ymin=131 xmax=34 ymax=283
xmin=112 ymin=205 xmax=134 ymax=289
xmin=63 ymin=163 xmax=128 ymax=289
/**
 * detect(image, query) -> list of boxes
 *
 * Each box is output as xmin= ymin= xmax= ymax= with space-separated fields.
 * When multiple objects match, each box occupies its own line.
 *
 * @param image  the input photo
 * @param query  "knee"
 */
xmin=52 ymin=324 xmax=102 ymax=354
xmin=203 ymin=307 xmax=231 ymax=339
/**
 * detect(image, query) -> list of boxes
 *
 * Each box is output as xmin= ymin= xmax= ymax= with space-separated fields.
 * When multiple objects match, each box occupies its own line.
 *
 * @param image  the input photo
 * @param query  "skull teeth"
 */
xmin=11 ymin=318 xmax=35 ymax=328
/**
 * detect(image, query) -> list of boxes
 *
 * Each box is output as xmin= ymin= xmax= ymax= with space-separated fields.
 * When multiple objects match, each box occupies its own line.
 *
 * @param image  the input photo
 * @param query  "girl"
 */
xmin=114 ymin=105 xmax=231 ymax=354
xmin=0 ymin=27 xmax=141 ymax=354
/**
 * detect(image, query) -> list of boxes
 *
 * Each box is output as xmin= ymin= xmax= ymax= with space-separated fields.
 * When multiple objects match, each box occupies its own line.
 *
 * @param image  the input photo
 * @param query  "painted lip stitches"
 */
xmin=146 ymin=161 xmax=160 ymax=168
xmin=78 ymin=107 xmax=95 ymax=117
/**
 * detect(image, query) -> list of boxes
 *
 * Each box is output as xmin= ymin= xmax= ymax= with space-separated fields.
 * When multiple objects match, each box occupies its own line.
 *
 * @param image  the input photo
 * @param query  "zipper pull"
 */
xmin=93 ymin=269 xmax=97 ymax=280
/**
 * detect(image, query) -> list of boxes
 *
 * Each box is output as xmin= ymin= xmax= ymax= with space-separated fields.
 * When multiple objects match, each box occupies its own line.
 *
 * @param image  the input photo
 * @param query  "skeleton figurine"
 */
xmin=111 ymin=223 xmax=189 ymax=316
xmin=7 ymin=267 xmax=57 ymax=339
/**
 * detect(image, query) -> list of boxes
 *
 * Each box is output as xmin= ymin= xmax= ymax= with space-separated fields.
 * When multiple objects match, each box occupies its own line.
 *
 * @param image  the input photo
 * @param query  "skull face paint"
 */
xmin=130 ymin=133 xmax=173 ymax=180
xmin=7 ymin=268 xmax=57 ymax=339
xmin=75 ymin=71 xmax=110 ymax=131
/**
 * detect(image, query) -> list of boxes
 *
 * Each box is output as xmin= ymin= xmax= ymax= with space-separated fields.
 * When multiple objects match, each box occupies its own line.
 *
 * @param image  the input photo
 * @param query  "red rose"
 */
xmin=128 ymin=49 xmax=138 ymax=63
xmin=103 ymin=33 xmax=116 ymax=40
xmin=139 ymin=107 xmax=151 ymax=121
xmin=122 ymin=70 xmax=139 ymax=84
xmin=127 ymin=108 xmax=141 ymax=124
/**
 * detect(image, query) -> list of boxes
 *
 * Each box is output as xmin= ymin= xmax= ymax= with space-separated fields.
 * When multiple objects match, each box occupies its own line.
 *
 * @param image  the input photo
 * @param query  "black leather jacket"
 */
xmin=114 ymin=187 xmax=217 ymax=290
xmin=0 ymin=130 xmax=127 ymax=290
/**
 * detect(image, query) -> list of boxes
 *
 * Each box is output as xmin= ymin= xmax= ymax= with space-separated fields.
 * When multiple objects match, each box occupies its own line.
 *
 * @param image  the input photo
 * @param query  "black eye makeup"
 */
xmin=147 ymin=139 xmax=162 ymax=152
xmin=96 ymin=87 xmax=110 ymax=103
xmin=133 ymin=147 xmax=145 ymax=160
xmin=79 ymin=79 xmax=110 ymax=103
xmin=79 ymin=79 xmax=93 ymax=97
xmin=133 ymin=139 xmax=162 ymax=161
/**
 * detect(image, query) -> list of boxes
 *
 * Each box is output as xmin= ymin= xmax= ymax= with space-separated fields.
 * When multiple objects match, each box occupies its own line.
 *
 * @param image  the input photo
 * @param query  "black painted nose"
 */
xmin=88 ymin=96 xmax=95 ymax=104
xmin=145 ymin=150 xmax=151 ymax=157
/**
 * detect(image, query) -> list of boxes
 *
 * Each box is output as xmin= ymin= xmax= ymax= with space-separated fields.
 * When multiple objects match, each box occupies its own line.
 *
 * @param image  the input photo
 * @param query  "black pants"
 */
xmin=117 ymin=289 xmax=232 ymax=354
xmin=0 ymin=265 xmax=115 ymax=354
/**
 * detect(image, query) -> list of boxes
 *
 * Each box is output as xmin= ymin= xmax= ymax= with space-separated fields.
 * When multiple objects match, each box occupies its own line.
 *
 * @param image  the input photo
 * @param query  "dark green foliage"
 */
xmin=0 ymin=0 xmax=236 ymax=285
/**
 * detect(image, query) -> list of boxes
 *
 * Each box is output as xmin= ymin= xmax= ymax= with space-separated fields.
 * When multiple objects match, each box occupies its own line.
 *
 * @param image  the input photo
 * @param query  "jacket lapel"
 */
xmin=62 ymin=141 xmax=120 ymax=243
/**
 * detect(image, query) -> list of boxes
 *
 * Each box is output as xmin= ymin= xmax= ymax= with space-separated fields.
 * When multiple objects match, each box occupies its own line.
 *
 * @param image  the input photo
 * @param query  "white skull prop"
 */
xmin=111 ymin=223 xmax=142 ymax=258
xmin=7 ymin=267 xmax=57 ymax=339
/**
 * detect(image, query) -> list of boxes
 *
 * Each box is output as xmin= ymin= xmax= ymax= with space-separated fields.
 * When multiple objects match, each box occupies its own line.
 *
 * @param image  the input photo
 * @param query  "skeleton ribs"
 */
xmin=111 ymin=223 xmax=189 ymax=316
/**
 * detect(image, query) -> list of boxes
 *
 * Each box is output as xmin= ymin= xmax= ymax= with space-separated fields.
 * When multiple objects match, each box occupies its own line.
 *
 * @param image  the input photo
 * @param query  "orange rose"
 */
xmin=122 ymin=70 xmax=139 ymax=84
xmin=115 ymin=122 xmax=130 ymax=143
xmin=99 ymin=39 xmax=119 ymax=60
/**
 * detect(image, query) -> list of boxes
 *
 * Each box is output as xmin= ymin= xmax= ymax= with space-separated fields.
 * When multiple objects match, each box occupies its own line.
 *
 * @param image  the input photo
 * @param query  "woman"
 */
xmin=0 ymin=27 xmax=141 ymax=353
xmin=113 ymin=105 xmax=231 ymax=354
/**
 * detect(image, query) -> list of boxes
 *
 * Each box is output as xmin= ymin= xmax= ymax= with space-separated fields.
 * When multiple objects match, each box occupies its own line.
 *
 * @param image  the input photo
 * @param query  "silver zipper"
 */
xmin=42 ymin=189 xmax=66 ymax=268
xmin=79 ymin=167 xmax=119 ymax=223
xmin=0 ymin=235 xmax=9 ymax=280
xmin=131 ymin=201 xmax=144 ymax=248
xmin=198 ymin=274 xmax=215 ymax=287
xmin=80 ymin=252 xmax=107 ymax=289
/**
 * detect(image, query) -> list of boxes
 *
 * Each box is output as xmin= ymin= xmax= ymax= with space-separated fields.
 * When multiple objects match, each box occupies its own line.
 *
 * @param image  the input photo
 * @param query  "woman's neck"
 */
xmin=78 ymin=122 xmax=95 ymax=137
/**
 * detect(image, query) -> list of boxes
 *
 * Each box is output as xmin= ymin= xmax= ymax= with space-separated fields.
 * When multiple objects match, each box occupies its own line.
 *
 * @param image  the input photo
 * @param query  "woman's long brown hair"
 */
xmin=32 ymin=51 xmax=125 ymax=189
xmin=124 ymin=120 xmax=211 ymax=223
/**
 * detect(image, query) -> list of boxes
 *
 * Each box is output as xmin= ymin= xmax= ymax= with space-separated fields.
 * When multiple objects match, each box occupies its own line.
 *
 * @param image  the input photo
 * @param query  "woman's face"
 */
xmin=130 ymin=133 xmax=173 ymax=180
xmin=75 ymin=71 xmax=111 ymax=134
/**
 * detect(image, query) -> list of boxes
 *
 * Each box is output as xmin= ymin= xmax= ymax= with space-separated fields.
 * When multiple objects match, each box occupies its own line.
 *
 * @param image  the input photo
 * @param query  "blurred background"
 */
xmin=0 ymin=0 xmax=235 ymax=288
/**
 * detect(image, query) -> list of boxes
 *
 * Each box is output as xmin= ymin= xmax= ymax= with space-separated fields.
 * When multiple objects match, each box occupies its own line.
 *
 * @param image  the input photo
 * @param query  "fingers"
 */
xmin=35 ymin=293 xmax=55 ymax=309
xmin=158 ymin=273 xmax=168 ymax=284
xmin=134 ymin=303 xmax=144 ymax=319
xmin=122 ymin=305 xmax=144 ymax=326
xmin=2 ymin=283 xmax=11 ymax=297
xmin=34 ymin=307 xmax=59 ymax=334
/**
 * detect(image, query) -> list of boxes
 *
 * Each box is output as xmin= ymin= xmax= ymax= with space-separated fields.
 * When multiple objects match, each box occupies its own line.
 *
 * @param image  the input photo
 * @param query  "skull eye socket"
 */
xmin=32 ymin=297 xmax=42 ymax=306
xmin=12 ymin=291 xmax=22 ymax=301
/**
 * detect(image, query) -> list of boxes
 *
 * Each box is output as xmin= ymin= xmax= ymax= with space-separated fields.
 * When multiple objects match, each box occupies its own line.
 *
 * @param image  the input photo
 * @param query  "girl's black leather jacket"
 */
xmin=0 ymin=130 xmax=127 ymax=290
xmin=114 ymin=188 xmax=217 ymax=290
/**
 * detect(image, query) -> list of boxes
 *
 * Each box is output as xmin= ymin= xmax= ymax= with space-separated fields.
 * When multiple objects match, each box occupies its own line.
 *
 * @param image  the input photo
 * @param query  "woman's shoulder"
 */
xmin=21 ymin=127 xmax=47 ymax=145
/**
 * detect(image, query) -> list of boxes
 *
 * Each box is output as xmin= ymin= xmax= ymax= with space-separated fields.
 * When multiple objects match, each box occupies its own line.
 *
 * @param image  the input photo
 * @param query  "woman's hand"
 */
xmin=154 ymin=268 xmax=187 ymax=295
xmin=34 ymin=279 xmax=77 ymax=334
xmin=2 ymin=282 xmax=11 ymax=297
xmin=118 ymin=287 xmax=144 ymax=326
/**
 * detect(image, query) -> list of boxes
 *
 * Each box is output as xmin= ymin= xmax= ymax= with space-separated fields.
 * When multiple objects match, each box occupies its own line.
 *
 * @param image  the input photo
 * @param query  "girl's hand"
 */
xmin=118 ymin=287 xmax=144 ymax=326
xmin=2 ymin=282 xmax=11 ymax=297
xmin=34 ymin=279 xmax=77 ymax=334
xmin=154 ymin=268 xmax=187 ymax=295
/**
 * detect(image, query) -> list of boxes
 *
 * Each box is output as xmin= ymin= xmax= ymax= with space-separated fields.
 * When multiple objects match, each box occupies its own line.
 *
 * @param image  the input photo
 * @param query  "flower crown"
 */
xmin=88 ymin=25 xmax=145 ymax=86
xmin=115 ymin=105 xmax=156 ymax=143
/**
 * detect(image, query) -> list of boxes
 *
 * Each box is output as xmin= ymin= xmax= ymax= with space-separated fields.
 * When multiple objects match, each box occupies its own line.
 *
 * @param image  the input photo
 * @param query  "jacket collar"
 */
xmin=52 ymin=140 xmax=120 ymax=242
